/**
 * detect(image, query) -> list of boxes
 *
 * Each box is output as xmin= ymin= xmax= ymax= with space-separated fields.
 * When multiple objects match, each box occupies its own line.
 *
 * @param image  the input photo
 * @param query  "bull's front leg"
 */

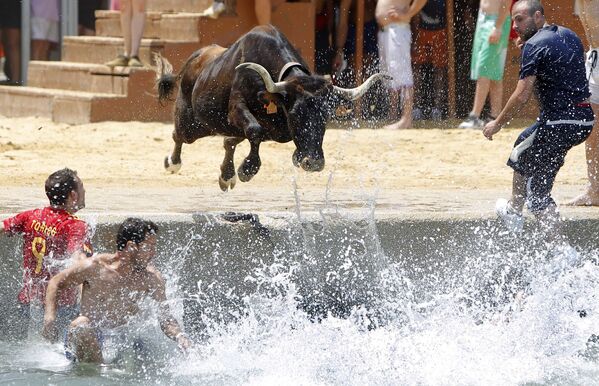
xmin=238 ymin=140 xmax=261 ymax=182
xmin=219 ymin=137 xmax=244 ymax=191
xmin=228 ymin=96 xmax=265 ymax=183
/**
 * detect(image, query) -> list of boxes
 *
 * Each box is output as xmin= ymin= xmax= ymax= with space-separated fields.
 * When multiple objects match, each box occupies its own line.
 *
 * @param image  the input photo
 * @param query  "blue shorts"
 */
xmin=507 ymin=105 xmax=594 ymax=212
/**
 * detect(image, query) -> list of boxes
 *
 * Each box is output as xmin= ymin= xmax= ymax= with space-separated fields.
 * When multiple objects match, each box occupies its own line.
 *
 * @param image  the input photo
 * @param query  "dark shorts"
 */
xmin=507 ymin=105 xmax=594 ymax=212
xmin=78 ymin=0 xmax=103 ymax=30
xmin=0 ymin=0 xmax=22 ymax=29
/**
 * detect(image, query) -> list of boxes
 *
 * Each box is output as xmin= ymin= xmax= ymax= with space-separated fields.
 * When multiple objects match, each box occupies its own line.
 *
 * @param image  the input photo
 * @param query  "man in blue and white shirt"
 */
xmin=483 ymin=0 xmax=594 ymax=237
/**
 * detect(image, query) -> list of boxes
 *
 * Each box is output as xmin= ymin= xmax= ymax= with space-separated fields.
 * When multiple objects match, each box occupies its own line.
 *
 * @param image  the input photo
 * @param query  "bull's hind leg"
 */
xmin=165 ymin=137 xmax=183 ymax=173
xmin=219 ymin=137 xmax=244 ymax=191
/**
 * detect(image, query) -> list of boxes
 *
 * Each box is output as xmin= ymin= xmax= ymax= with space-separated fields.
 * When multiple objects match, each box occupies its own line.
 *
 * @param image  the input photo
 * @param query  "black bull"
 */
xmin=155 ymin=25 xmax=390 ymax=191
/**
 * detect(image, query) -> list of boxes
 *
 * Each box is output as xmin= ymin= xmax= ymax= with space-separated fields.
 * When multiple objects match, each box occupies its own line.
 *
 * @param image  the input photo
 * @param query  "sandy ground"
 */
xmin=0 ymin=115 xmax=595 ymax=219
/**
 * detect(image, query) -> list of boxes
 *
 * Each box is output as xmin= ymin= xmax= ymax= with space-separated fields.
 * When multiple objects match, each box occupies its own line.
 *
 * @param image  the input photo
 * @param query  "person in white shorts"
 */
xmin=376 ymin=0 xmax=426 ymax=130
xmin=31 ymin=0 xmax=60 ymax=61
xmin=567 ymin=0 xmax=599 ymax=206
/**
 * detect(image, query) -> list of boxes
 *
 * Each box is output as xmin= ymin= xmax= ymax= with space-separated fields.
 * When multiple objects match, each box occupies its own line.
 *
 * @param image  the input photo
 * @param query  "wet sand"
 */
xmin=0 ymin=115 xmax=595 ymax=220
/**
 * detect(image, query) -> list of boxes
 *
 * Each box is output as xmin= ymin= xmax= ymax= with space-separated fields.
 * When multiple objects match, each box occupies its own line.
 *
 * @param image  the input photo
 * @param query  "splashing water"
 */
xmin=2 ymin=189 xmax=599 ymax=385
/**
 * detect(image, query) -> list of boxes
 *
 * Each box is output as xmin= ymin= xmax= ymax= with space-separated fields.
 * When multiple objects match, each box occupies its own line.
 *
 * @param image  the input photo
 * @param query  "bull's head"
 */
xmin=236 ymin=62 xmax=390 ymax=172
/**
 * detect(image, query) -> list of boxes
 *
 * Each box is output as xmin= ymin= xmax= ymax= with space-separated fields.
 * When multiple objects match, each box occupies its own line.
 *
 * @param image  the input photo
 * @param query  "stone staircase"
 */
xmin=0 ymin=0 xmax=314 ymax=124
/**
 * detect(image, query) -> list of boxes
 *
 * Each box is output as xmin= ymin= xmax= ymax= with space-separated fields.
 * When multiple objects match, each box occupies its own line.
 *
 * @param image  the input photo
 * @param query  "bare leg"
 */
xmin=471 ymin=77 xmax=490 ymax=118
xmin=488 ymin=79 xmax=504 ymax=118
xmin=120 ymin=0 xmax=133 ymax=56
xmin=433 ymin=67 xmax=447 ymax=112
xmin=31 ymin=39 xmax=51 ymax=60
xmin=384 ymin=86 xmax=413 ymax=129
xmin=130 ymin=0 xmax=146 ymax=58
xmin=510 ymin=171 xmax=527 ymax=213
xmin=66 ymin=316 xmax=103 ymax=363
xmin=566 ymin=103 xmax=599 ymax=206
xmin=3 ymin=28 xmax=21 ymax=83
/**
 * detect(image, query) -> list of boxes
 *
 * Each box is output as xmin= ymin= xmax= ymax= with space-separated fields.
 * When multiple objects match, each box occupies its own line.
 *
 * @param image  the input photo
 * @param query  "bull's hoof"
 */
xmin=219 ymin=174 xmax=237 ymax=191
xmin=164 ymin=155 xmax=182 ymax=173
xmin=237 ymin=159 xmax=260 ymax=182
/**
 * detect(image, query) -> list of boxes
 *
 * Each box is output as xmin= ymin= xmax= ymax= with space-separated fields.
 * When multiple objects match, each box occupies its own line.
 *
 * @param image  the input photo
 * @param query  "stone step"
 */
xmin=62 ymin=36 xmax=164 ymax=65
xmin=146 ymin=0 xmax=212 ymax=13
xmin=0 ymin=86 xmax=118 ymax=123
xmin=0 ymin=80 xmax=172 ymax=124
xmin=95 ymin=10 xmax=164 ymax=39
xmin=160 ymin=12 xmax=255 ymax=43
xmin=27 ymin=61 xmax=132 ymax=94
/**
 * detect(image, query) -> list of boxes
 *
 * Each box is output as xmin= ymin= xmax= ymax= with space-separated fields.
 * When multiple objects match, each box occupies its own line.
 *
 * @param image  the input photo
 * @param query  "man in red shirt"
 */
xmin=1 ymin=168 xmax=93 ymax=338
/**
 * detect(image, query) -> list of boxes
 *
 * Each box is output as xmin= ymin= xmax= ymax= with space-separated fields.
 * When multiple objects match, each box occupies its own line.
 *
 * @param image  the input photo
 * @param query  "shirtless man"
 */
xmin=458 ymin=0 xmax=511 ymax=129
xmin=567 ymin=0 xmax=599 ymax=206
xmin=42 ymin=218 xmax=192 ymax=363
xmin=376 ymin=0 xmax=427 ymax=129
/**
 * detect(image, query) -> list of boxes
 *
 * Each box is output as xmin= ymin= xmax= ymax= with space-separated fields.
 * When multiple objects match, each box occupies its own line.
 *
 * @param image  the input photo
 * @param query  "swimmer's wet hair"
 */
xmin=117 ymin=218 xmax=159 ymax=250
xmin=45 ymin=168 xmax=79 ymax=206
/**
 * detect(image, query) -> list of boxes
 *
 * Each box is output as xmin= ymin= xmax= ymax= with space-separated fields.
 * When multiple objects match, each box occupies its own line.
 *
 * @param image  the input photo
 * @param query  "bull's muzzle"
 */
xmin=301 ymin=157 xmax=325 ymax=172
xmin=293 ymin=151 xmax=325 ymax=172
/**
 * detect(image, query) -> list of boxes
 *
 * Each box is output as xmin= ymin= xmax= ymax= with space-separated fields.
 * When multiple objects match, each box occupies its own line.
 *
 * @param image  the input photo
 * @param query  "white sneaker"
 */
xmin=200 ymin=1 xmax=226 ymax=19
xmin=458 ymin=114 xmax=484 ymax=129
xmin=495 ymin=198 xmax=524 ymax=233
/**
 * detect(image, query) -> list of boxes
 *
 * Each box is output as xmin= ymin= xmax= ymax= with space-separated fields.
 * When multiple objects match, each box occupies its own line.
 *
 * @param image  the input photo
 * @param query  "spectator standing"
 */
xmin=459 ymin=0 xmax=511 ymax=129
xmin=105 ymin=0 xmax=146 ymax=67
xmin=0 ymin=0 xmax=22 ymax=84
xmin=483 ymin=0 xmax=594 ymax=239
xmin=412 ymin=0 xmax=448 ymax=121
xmin=31 ymin=0 xmax=60 ymax=61
xmin=567 ymin=0 xmax=599 ymax=206
xmin=376 ymin=0 xmax=426 ymax=129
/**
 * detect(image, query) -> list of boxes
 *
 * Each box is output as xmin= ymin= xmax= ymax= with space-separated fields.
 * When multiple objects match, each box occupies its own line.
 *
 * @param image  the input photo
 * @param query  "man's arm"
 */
xmin=332 ymin=0 xmax=352 ymax=72
xmin=150 ymin=270 xmax=192 ymax=351
xmin=483 ymin=75 xmax=536 ymax=140
xmin=489 ymin=0 xmax=510 ymax=44
xmin=43 ymin=258 xmax=97 ymax=341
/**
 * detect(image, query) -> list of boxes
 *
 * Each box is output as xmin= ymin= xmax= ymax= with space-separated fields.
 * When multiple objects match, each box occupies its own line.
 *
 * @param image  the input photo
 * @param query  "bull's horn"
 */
xmin=236 ymin=62 xmax=288 ymax=93
xmin=332 ymin=73 xmax=393 ymax=101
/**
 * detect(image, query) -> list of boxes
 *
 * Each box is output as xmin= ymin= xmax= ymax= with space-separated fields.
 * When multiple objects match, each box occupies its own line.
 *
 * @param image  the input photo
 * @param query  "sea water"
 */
xmin=2 ymin=196 xmax=599 ymax=385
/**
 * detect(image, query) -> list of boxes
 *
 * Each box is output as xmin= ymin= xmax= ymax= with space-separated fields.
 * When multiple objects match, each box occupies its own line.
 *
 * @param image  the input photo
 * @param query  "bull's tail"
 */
xmin=153 ymin=52 xmax=177 ymax=104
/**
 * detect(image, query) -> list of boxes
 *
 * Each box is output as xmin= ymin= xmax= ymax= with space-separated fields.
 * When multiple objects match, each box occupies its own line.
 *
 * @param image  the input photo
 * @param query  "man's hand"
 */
xmin=483 ymin=120 xmax=502 ymax=140
xmin=176 ymin=333 xmax=193 ymax=354
xmin=42 ymin=316 xmax=58 ymax=342
xmin=331 ymin=51 xmax=344 ymax=72
xmin=489 ymin=27 xmax=502 ymax=44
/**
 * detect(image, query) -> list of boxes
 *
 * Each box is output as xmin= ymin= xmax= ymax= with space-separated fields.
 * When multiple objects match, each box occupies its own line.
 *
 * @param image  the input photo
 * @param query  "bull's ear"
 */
xmin=257 ymin=90 xmax=283 ymax=106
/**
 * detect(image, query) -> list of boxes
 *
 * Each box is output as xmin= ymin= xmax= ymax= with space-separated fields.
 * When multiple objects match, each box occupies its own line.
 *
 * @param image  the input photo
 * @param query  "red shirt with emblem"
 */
xmin=3 ymin=207 xmax=93 ymax=306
